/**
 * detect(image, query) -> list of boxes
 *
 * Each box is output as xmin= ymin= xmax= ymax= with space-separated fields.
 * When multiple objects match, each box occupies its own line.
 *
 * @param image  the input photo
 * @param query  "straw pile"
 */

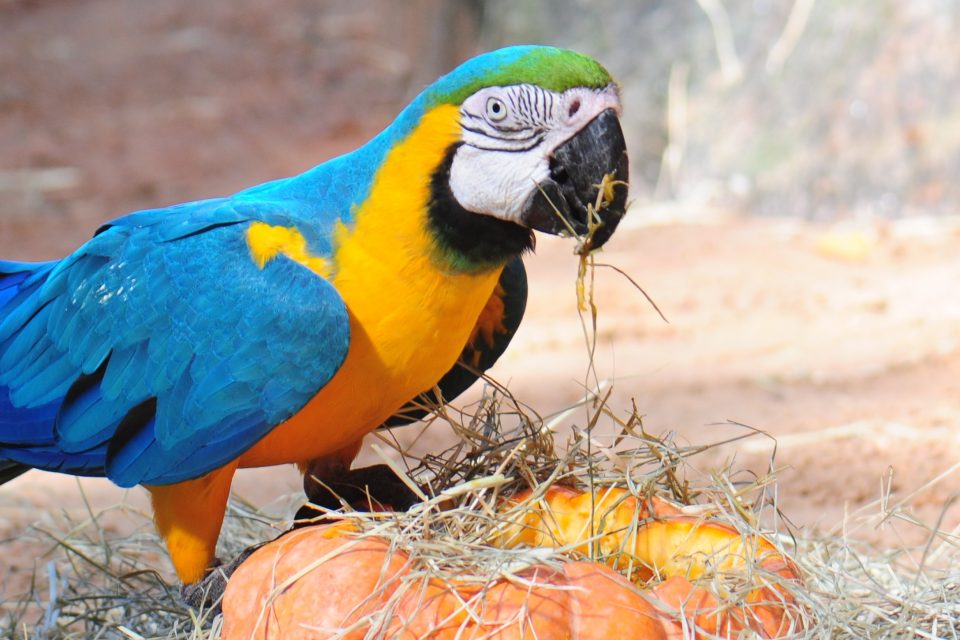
xmin=2 ymin=377 xmax=958 ymax=638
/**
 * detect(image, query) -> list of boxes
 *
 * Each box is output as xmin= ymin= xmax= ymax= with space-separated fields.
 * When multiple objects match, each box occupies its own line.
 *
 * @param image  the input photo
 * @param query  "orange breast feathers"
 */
xmin=239 ymin=105 xmax=504 ymax=468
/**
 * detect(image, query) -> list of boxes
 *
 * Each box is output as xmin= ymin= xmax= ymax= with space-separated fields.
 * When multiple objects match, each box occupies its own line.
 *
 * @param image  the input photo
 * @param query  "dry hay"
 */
xmin=2 ymin=377 xmax=958 ymax=638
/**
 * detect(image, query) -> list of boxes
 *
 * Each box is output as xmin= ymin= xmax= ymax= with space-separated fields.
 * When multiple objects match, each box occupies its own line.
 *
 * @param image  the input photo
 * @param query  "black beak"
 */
xmin=520 ymin=109 xmax=628 ymax=251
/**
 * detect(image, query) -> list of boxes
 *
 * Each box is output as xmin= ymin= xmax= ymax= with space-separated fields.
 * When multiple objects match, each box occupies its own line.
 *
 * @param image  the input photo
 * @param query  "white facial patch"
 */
xmin=449 ymin=84 xmax=621 ymax=223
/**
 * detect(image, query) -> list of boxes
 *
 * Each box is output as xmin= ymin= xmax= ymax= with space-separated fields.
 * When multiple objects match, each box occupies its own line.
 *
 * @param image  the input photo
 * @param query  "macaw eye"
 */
xmin=485 ymin=97 xmax=508 ymax=122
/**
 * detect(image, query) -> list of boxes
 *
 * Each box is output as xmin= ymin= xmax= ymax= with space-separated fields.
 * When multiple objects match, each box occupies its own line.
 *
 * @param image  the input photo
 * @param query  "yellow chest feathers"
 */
xmin=332 ymin=104 xmax=500 ymax=387
xmin=241 ymin=105 xmax=504 ymax=465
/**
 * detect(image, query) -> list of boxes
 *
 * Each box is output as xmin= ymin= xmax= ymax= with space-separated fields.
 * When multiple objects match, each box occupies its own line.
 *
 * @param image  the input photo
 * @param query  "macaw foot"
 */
xmin=294 ymin=463 xmax=422 ymax=527
xmin=179 ymin=544 xmax=265 ymax=612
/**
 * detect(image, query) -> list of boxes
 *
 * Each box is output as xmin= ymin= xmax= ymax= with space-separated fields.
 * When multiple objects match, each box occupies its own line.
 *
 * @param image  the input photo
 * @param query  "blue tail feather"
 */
xmin=1 ymin=255 xmax=161 ymax=480
xmin=0 ymin=261 xmax=70 ymax=470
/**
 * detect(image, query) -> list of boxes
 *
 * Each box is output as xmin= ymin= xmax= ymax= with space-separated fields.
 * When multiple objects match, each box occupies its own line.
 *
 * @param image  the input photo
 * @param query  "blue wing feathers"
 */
xmin=13 ymin=337 xmax=56 ymax=381
xmin=7 ymin=360 xmax=73 ymax=409
xmin=0 ymin=269 xmax=31 ymax=310
xmin=1 ymin=193 xmax=351 ymax=486
xmin=0 ymin=386 xmax=59 ymax=443
xmin=0 ymin=303 xmax=50 ymax=374
xmin=101 ymin=344 xmax=142 ymax=400
xmin=0 ymin=282 xmax=51 ymax=350
xmin=103 ymin=401 xmax=157 ymax=484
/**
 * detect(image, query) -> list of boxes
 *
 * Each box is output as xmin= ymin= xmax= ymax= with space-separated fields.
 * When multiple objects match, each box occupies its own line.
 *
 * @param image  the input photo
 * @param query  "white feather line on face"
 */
xmin=449 ymin=85 xmax=621 ymax=223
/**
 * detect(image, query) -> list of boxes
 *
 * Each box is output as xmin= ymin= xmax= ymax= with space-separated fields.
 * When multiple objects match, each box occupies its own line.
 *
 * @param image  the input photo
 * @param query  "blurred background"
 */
xmin=1 ymin=0 xmax=959 ymax=593
xmin=3 ymin=0 xmax=959 ymax=239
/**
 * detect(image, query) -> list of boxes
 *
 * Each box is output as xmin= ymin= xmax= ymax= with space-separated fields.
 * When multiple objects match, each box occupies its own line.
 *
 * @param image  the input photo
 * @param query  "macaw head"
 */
xmin=420 ymin=46 xmax=629 ymax=260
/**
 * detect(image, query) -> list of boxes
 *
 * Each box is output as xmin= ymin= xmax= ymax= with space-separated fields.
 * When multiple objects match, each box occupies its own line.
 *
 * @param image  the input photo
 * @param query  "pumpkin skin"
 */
xmin=222 ymin=487 xmax=803 ymax=639
xmin=651 ymin=575 xmax=795 ymax=639
xmin=391 ymin=561 xmax=669 ymax=639
xmin=493 ymin=486 xmax=683 ymax=576
xmin=222 ymin=523 xmax=410 ymax=640
xmin=222 ymin=524 xmax=669 ymax=639
xmin=496 ymin=487 xmax=803 ymax=638
xmin=497 ymin=487 xmax=792 ymax=579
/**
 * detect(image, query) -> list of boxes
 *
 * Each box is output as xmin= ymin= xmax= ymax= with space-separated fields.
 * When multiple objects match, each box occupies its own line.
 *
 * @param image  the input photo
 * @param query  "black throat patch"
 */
xmin=427 ymin=143 xmax=534 ymax=273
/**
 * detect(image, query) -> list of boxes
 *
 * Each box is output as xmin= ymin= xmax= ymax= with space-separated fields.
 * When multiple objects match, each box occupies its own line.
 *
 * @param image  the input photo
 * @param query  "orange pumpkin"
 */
xmin=221 ymin=523 xmax=669 ymax=639
xmin=221 ymin=523 xmax=409 ymax=640
xmin=391 ymin=561 xmax=670 ymax=639
xmin=497 ymin=487 xmax=803 ymax=638
xmin=221 ymin=487 xmax=803 ymax=639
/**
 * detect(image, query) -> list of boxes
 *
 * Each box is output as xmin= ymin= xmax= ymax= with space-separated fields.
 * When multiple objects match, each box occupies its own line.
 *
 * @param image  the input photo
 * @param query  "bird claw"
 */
xmin=294 ymin=463 xmax=422 ymax=528
xmin=179 ymin=544 xmax=264 ymax=613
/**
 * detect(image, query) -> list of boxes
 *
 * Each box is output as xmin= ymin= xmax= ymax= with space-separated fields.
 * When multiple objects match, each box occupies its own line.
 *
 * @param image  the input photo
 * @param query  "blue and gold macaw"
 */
xmin=0 ymin=46 xmax=628 ymax=584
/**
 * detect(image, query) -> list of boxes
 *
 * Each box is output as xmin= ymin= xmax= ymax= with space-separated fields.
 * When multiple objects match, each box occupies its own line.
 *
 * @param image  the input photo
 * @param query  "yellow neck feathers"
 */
xmin=245 ymin=104 xmax=464 ymax=280
xmin=331 ymin=102 xmax=503 ymax=379
xmin=239 ymin=104 xmax=505 ymax=465
xmin=334 ymin=104 xmax=463 ymax=271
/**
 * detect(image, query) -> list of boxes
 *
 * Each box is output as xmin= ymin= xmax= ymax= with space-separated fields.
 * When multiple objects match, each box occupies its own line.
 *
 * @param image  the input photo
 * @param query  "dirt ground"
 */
xmin=2 ymin=0 xmax=960 ymax=603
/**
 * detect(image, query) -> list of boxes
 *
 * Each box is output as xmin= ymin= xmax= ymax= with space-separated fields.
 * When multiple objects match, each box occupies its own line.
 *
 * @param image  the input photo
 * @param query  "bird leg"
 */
xmin=178 ymin=542 xmax=265 ymax=612
xmin=295 ymin=442 xmax=422 ymax=526
xmin=147 ymin=462 xmax=238 ymax=585
xmin=174 ymin=446 xmax=423 ymax=611
xmin=295 ymin=463 xmax=422 ymax=526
